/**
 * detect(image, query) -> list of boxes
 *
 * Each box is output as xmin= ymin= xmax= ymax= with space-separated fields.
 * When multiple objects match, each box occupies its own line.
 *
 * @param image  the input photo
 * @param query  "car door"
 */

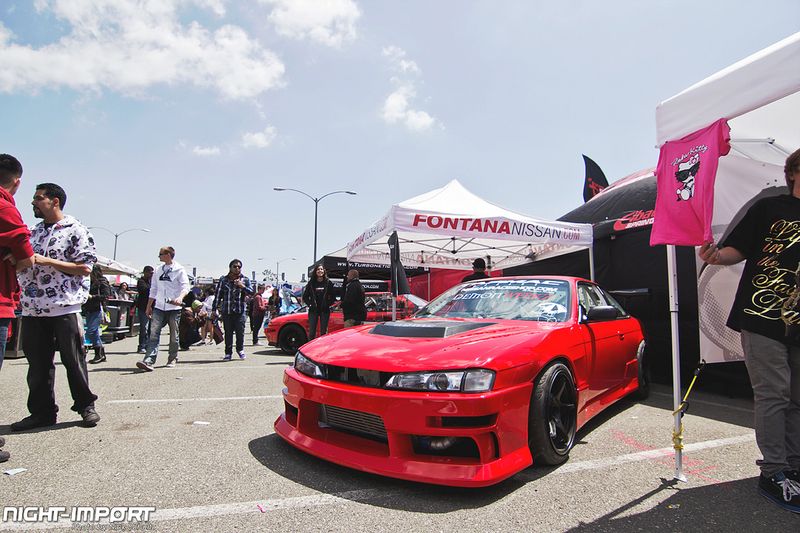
xmin=327 ymin=302 xmax=345 ymax=332
xmin=577 ymin=283 xmax=629 ymax=399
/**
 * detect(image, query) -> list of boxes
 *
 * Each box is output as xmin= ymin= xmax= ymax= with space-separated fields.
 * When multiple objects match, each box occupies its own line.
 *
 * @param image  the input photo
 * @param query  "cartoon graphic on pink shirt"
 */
xmin=675 ymin=153 xmax=700 ymax=201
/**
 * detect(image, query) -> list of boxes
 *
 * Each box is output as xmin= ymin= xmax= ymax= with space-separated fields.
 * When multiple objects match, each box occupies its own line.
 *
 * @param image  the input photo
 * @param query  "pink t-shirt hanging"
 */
xmin=650 ymin=118 xmax=731 ymax=246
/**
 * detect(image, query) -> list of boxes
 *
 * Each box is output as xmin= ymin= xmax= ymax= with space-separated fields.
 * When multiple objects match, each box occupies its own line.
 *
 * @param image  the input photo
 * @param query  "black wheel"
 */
xmin=631 ymin=341 xmax=650 ymax=400
xmin=278 ymin=324 xmax=307 ymax=355
xmin=529 ymin=362 xmax=577 ymax=465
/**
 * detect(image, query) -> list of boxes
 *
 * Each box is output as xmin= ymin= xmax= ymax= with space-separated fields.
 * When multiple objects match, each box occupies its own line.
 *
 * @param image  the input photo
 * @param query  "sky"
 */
xmin=1 ymin=0 xmax=798 ymax=283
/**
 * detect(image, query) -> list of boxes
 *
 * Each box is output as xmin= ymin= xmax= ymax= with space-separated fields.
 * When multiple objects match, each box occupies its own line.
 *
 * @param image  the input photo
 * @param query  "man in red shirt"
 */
xmin=0 ymin=154 xmax=35 ymax=463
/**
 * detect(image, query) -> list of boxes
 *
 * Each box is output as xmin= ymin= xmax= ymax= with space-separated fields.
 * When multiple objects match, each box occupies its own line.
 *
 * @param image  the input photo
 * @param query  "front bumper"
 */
xmin=265 ymin=324 xmax=278 ymax=346
xmin=274 ymin=367 xmax=534 ymax=487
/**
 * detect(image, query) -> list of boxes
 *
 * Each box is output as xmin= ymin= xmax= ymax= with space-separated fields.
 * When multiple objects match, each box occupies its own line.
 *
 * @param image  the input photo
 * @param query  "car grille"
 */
xmin=319 ymin=404 xmax=387 ymax=442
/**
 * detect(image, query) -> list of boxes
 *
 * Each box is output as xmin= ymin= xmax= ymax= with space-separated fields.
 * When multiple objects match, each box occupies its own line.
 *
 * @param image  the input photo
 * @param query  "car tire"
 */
xmin=631 ymin=341 xmax=650 ymax=400
xmin=528 ymin=361 xmax=577 ymax=466
xmin=278 ymin=324 xmax=307 ymax=355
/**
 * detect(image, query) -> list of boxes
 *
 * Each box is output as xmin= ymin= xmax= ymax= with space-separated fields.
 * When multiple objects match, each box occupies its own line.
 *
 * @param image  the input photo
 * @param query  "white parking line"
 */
xmin=0 ymin=433 xmax=756 ymax=530
xmin=552 ymin=433 xmax=755 ymax=475
xmin=107 ymin=395 xmax=282 ymax=404
xmin=651 ymin=391 xmax=754 ymax=413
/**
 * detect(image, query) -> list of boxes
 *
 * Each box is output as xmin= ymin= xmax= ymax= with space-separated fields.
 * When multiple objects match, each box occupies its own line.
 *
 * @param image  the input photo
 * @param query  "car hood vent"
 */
xmin=369 ymin=320 xmax=496 ymax=338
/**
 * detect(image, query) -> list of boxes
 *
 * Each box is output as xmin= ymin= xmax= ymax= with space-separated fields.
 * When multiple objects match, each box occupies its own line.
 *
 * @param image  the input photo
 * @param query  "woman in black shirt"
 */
xmin=302 ymin=265 xmax=335 ymax=340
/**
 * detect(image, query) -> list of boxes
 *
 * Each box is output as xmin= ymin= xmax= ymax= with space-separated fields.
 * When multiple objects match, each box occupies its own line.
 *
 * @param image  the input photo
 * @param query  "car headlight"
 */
xmin=385 ymin=369 xmax=494 ymax=392
xmin=294 ymin=352 xmax=325 ymax=378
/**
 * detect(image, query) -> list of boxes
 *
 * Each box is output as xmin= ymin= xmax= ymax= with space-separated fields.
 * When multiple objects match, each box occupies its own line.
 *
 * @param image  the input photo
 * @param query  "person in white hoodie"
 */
xmin=13 ymin=182 xmax=99 ymax=431
xmin=136 ymin=246 xmax=189 ymax=371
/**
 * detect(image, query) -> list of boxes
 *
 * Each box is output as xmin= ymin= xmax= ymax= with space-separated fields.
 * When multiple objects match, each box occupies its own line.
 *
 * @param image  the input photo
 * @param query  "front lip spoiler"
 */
xmin=274 ymin=414 xmax=532 ymax=488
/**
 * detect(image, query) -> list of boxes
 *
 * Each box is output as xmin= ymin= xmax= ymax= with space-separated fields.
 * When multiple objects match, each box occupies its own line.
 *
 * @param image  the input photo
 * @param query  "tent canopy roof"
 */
xmin=96 ymin=256 xmax=139 ymax=277
xmin=346 ymin=179 xmax=593 ymax=270
xmin=656 ymin=31 xmax=800 ymax=162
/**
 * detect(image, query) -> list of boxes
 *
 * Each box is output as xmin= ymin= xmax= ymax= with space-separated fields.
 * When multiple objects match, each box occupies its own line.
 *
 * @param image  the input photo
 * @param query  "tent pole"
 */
xmin=667 ymin=244 xmax=686 ymax=482
xmin=391 ymin=259 xmax=397 ymax=322
xmin=589 ymin=245 xmax=596 ymax=281
xmin=427 ymin=272 xmax=431 ymax=300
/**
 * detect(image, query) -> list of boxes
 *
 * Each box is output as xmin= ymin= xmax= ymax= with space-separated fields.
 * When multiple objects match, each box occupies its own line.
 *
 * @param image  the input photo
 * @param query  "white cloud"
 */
xmin=192 ymin=145 xmax=221 ymax=156
xmin=380 ymin=46 xmax=438 ymax=132
xmin=382 ymin=45 xmax=420 ymax=74
xmin=242 ymin=125 xmax=277 ymax=148
xmin=382 ymin=84 xmax=435 ymax=131
xmin=263 ymin=0 xmax=360 ymax=47
xmin=0 ymin=1 xmax=285 ymax=100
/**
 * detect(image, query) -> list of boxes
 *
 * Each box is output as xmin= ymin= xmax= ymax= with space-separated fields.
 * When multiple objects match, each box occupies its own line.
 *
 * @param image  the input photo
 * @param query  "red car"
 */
xmin=274 ymin=276 xmax=648 ymax=487
xmin=265 ymin=292 xmax=427 ymax=354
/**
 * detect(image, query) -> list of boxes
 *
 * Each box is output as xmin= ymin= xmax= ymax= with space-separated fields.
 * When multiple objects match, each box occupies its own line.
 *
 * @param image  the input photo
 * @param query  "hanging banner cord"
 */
xmin=671 ymin=360 xmax=706 ymax=452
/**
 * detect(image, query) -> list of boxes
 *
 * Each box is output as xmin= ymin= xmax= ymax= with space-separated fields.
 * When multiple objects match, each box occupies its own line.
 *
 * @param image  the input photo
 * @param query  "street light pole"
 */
xmin=276 ymin=257 xmax=296 ymax=284
xmin=272 ymin=188 xmax=357 ymax=263
xmin=88 ymin=226 xmax=151 ymax=260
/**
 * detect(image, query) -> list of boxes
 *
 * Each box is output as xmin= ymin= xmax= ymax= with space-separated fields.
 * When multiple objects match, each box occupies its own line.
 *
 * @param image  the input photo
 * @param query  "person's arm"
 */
xmin=46 ymin=224 xmax=95 ymax=277
xmin=0 ymin=206 xmax=34 ymax=272
xmin=243 ymin=277 xmax=254 ymax=295
xmin=212 ymin=278 xmax=223 ymax=315
xmin=697 ymin=241 xmax=746 ymax=266
xmin=170 ymin=267 xmax=191 ymax=306
xmin=99 ymin=279 xmax=112 ymax=300
xmin=34 ymin=254 xmax=92 ymax=276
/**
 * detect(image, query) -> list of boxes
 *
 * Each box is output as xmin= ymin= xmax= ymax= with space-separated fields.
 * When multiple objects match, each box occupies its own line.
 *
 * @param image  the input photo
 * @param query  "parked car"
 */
xmin=265 ymin=292 xmax=427 ymax=354
xmin=274 ymin=276 xmax=648 ymax=487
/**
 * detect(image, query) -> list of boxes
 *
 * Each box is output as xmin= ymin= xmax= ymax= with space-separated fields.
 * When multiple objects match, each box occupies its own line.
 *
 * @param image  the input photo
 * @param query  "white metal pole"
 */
xmin=589 ymin=245 xmax=595 ymax=281
xmin=667 ymin=244 xmax=686 ymax=482
xmin=427 ymin=272 xmax=431 ymax=301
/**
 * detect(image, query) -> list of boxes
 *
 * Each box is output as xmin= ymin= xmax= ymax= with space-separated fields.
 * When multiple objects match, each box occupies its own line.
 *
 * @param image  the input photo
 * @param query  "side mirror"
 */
xmin=584 ymin=305 xmax=620 ymax=322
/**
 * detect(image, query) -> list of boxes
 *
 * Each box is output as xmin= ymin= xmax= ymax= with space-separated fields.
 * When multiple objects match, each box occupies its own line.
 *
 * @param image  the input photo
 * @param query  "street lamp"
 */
xmin=273 ymin=188 xmax=357 ymax=263
xmin=88 ymin=226 xmax=150 ymax=260
xmin=276 ymin=257 xmax=296 ymax=284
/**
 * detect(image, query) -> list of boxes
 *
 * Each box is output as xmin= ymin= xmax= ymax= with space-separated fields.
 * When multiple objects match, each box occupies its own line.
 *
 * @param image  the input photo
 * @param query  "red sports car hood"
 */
xmin=299 ymin=318 xmax=564 ymax=372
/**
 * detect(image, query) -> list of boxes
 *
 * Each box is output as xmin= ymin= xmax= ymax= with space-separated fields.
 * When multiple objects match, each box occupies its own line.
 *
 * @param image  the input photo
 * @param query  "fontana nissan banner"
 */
xmin=346 ymin=180 xmax=593 ymax=270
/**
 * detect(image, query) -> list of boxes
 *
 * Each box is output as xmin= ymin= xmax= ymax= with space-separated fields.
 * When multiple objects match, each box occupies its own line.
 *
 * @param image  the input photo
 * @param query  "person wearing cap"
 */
xmin=462 ymin=258 xmax=490 ymax=283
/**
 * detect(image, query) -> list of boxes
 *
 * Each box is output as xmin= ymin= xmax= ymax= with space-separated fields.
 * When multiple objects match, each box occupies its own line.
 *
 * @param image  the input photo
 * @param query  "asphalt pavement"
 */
xmin=1 ymin=330 xmax=798 ymax=532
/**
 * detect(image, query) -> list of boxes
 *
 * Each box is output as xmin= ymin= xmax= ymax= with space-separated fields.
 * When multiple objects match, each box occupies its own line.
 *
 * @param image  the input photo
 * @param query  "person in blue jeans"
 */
xmin=212 ymin=259 xmax=253 ymax=360
xmin=84 ymin=264 xmax=111 ymax=364
xmin=136 ymin=246 xmax=189 ymax=372
xmin=135 ymin=265 xmax=154 ymax=353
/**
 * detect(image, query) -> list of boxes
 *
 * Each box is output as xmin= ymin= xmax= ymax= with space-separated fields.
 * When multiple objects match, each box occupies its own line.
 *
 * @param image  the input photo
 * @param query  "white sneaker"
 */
xmin=165 ymin=359 xmax=177 ymax=368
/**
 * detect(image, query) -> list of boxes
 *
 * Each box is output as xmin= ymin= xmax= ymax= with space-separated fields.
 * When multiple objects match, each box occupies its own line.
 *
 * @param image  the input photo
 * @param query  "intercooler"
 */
xmin=319 ymin=404 xmax=388 ymax=442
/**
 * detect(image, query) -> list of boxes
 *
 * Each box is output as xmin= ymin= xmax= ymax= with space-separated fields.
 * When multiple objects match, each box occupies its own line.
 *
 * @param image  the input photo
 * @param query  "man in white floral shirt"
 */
xmin=13 ymin=183 xmax=100 ymax=431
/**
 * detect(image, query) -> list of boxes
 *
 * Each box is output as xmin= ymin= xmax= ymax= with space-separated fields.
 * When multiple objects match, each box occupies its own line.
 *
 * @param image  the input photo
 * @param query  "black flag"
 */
xmin=388 ymin=231 xmax=411 ymax=296
xmin=582 ymin=154 xmax=609 ymax=202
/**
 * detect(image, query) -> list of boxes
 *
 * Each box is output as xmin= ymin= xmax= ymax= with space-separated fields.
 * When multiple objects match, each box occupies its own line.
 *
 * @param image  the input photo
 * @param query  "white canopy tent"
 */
xmin=346 ymin=179 xmax=594 ymax=274
xmin=95 ymin=255 xmax=140 ymax=277
xmin=655 ymin=31 xmax=800 ymax=480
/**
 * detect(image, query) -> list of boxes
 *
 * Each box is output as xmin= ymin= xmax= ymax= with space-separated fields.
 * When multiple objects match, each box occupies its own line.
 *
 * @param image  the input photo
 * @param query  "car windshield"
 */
xmin=416 ymin=279 xmax=570 ymax=322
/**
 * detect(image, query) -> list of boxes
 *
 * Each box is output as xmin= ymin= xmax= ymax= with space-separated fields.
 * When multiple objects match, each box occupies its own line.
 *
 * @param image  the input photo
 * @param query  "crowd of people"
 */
xmin=0 ymin=152 xmax=364 ymax=466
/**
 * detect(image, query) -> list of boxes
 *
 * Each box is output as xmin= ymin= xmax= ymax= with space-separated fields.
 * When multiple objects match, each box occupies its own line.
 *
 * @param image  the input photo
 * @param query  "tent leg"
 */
xmin=392 ymin=296 xmax=397 ymax=322
xmin=589 ymin=245 xmax=595 ymax=281
xmin=427 ymin=272 xmax=431 ymax=301
xmin=667 ymin=245 xmax=686 ymax=482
